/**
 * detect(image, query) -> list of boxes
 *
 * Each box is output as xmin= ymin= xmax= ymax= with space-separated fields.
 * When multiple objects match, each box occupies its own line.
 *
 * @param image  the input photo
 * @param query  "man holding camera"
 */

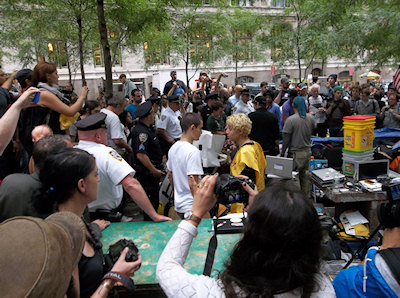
xmin=333 ymin=184 xmax=400 ymax=297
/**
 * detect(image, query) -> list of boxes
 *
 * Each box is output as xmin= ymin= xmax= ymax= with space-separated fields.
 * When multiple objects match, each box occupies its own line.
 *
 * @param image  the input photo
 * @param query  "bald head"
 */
xmin=77 ymin=128 xmax=107 ymax=145
xmin=234 ymin=85 xmax=243 ymax=97
xmin=32 ymin=125 xmax=53 ymax=143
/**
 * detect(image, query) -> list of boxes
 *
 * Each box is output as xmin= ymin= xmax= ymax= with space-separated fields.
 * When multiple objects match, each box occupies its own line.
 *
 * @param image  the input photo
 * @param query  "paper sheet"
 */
xmin=345 ymin=210 xmax=369 ymax=226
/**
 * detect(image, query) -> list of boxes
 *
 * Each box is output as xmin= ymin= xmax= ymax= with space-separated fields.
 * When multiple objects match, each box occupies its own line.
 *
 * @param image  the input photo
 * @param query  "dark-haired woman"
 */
xmin=157 ymin=175 xmax=335 ymax=297
xmin=19 ymin=62 xmax=89 ymax=155
xmin=31 ymin=62 xmax=89 ymax=134
xmin=39 ymin=147 xmax=141 ymax=297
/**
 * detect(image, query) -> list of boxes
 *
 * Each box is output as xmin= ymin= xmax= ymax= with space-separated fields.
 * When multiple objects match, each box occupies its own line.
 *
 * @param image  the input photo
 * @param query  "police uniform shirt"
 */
xmin=158 ymin=106 xmax=182 ymax=139
xmin=132 ymin=122 xmax=162 ymax=170
xmin=232 ymin=99 xmax=254 ymax=115
xmin=75 ymin=140 xmax=135 ymax=211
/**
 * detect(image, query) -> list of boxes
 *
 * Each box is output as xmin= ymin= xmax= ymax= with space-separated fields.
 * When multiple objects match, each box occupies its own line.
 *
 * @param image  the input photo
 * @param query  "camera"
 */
xmin=105 ymin=238 xmax=139 ymax=270
xmin=214 ymin=174 xmax=255 ymax=205
xmin=377 ymin=183 xmax=400 ymax=228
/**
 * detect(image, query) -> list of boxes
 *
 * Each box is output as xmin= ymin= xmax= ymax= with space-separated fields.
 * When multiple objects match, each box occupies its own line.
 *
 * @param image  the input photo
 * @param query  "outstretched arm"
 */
xmin=121 ymin=175 xmax=171 ymax=222
xmin=0 ymin=87 xmax=39 ymax=155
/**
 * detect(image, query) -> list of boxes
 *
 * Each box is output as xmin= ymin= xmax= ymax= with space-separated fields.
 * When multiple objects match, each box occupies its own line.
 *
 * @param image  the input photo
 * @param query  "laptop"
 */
xmin=312 ymin=168 xmax=345 ymax=186
xmin=265 ymin=155 xmax=294 ymax=179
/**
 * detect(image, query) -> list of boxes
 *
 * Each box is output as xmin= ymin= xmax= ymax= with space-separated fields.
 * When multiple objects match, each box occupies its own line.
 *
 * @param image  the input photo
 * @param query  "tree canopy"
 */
xmin=1 ymin=0 xmax=399 ymax=88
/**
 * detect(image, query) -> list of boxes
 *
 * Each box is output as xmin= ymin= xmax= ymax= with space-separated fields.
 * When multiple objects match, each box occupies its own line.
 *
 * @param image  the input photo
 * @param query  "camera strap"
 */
xmin=203 ymin=216 xmax=218 ymax=276
xmin=379 ymin=248 xmax=400 ymax=285
xmin=103 ymin=271 xmax=135 ymax=292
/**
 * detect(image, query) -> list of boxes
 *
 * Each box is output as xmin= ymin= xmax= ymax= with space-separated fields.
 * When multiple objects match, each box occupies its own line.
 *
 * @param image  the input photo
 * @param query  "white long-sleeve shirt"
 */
xmin=156 ymin=220 xmax=336 ymax=298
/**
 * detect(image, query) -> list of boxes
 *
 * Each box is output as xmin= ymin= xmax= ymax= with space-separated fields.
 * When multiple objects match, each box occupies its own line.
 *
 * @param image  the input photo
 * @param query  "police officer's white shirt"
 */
xmin=167 ymin=141 xmax=203 ymax=213
xmin=101 ymin=108 xmax=127 ymax=155
xmin=232 ymin=99 xmax=254 ymax=115
xmin=158 ymin=107 xmax=182 ymax=139
xmin=75 ymin=141 xmax=135 ymax=211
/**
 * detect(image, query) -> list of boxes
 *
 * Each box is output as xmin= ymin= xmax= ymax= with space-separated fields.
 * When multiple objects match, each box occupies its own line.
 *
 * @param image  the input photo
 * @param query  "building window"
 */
xmin=270 ymin=0 xmax=289 ymax=8
xmin=231 ymin=0 xmax=252 ymax=6
xmin=94 ymin=48 xmax=102 ymax=66
xmin=238 ymin=75 xmax=254 ymax=85
xmin=93 ymin=46 xmax=122 ymax=67
xmin=190 ymin=28 xmax=212 ymax=63
xmin=47 ymin=41 xmax=68 ymax=68
xmin=144 ymin=42 xmax=170 ymax=64
xmin=233 ymin=31 xmax=252 ymax=61
xmin=269 ymin=22 xmax=291 ymax=61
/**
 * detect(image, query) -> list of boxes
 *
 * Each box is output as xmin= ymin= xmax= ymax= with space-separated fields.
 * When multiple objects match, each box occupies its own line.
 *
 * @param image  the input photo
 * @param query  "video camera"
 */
xmin=214 ymin=174 xmax=255 ymax=206
xmin=377 ymin=183 xmax=400 ymax=228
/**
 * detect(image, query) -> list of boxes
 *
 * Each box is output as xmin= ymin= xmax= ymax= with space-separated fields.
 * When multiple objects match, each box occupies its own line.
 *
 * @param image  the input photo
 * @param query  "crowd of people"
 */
xmin=0 ymin=64 xmax=400 ymax=297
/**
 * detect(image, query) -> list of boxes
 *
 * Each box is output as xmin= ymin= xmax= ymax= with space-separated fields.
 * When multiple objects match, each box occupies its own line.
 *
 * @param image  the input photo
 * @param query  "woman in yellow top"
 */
xmin=226 ymin=113 xmax=266 ymax=192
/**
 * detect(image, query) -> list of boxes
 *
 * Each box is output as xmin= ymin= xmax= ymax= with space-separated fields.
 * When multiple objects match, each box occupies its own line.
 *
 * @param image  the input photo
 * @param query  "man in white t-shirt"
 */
xmin=101 ymin=94 xmax=132 ymax=156
xmin=167 ymin=113 xmax=203 ymax=218
xmin=75 ymin=112 xmax=170 ymax=223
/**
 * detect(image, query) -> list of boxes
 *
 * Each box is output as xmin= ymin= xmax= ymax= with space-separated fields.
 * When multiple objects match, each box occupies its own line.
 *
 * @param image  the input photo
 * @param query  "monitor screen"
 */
xmin=358 ymin=160 xmax=388 ymax=180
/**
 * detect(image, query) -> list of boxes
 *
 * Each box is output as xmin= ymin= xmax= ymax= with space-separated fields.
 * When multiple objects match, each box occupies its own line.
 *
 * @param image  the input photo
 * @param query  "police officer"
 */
xmin=157 ymin=95 xmax=182 ymax=156
xmin=132 ymin=101 xmax=164 ymax=221
xmin=75 ymin=112 xmax=170 ymax=222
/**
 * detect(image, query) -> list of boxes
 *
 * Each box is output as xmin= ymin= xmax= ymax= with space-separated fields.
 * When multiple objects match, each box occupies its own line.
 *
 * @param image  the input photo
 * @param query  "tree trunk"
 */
xmin=235 ymin=58 xmax=238 ymax=85
xmin=296 ymin=33 xmax=302 ymax=81
xmin=185 ymin=39 xmax=190 ymax=88
xmin=65 ymin=44 xmax=72 ymax=83
xmin=77 ymin=16 xmax=86 ymax=86
xmin=96 ymin=0 xmax=113 ymax=101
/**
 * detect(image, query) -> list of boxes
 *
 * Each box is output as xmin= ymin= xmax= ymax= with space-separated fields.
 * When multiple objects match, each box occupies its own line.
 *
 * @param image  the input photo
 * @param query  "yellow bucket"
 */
xmin=343 ymin=115 xmax=375 ymax=152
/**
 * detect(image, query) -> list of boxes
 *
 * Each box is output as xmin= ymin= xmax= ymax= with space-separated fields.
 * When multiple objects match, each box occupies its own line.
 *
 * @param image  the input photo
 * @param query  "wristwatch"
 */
xmin=184 ymin=210 xmax=202 ymax=224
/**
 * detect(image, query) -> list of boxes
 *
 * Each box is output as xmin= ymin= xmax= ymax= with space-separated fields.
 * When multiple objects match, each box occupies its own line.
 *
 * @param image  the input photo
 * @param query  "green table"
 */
xmin=101 ymin=219 xmax=242 ymax=286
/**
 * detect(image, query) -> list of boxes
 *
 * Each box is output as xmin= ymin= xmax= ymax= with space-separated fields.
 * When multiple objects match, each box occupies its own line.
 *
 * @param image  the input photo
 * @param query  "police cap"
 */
xmin=167 ymin=95 xmax=180 ymax=102
xmin=135 ymin=101 xmax=153 ymax=119
xmin=240 ymin=88 xmax=250 ymax=96
xmin=76 ymin=112 xmax=107 ymax=131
